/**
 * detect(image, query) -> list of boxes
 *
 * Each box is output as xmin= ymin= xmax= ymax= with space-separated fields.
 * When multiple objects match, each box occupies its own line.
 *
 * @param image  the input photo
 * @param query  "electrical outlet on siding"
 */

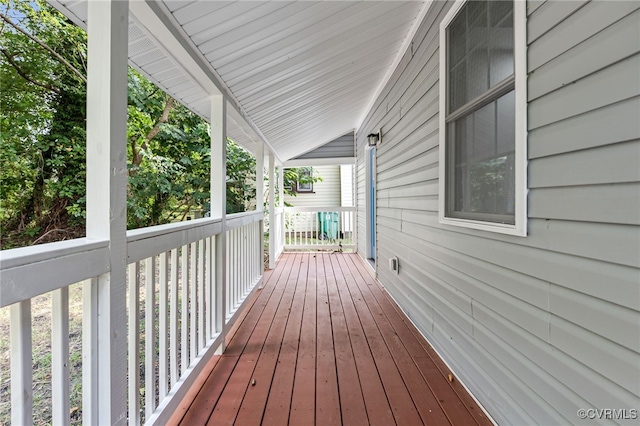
xmin=389 ymin=256 xmax=399 ymax=274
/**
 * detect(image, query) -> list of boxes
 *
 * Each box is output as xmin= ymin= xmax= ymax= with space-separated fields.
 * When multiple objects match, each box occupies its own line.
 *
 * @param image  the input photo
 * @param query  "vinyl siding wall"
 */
xmin=284 ymin=165 xmax=342 ymax=207
xmin=355 ymin=1 xmax=640 ymax=424
xmin=291 ymin=132 xmax=355 ymax=160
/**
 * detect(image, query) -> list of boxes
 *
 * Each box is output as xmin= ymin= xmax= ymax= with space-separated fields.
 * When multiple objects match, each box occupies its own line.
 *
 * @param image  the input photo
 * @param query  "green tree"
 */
xmin=226 ymin=141 xmax=256 ymax=213
xmin=0 ymin=0 xmax=306 ymax=248
xmin=126 ymin=69 xmax=213 ymax=228
xmin=1 ymin=0 xmax=88 ymax=246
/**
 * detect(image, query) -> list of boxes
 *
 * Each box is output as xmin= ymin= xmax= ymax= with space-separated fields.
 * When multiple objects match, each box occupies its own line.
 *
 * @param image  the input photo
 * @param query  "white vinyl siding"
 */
xmin=356 ymin=0 xmax=640 ymax=424
xmin=284 ymin=165 xmax=341 ymax=207
xmin=340 ymin=165 xmax=354 ymax=207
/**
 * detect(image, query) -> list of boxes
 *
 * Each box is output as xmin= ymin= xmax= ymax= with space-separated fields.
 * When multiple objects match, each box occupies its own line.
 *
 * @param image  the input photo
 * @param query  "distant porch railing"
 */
xmin=271 ymin=207 xmax=285 ymax=261
xmin=283 ymin=206 xmax=355 ymax=251
xmin=0 ymin=210 xmax=263 ymax=425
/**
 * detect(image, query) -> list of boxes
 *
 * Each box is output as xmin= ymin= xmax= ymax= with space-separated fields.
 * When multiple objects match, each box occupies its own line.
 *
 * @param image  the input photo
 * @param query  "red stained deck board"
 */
xmin=328 ymin=254 xmax=397 ymax=426
xmin=174 ymin=275 xmax=270 ymax=425
xmin=166 ymin=354 xmax=221 ymax=426
xmin=262 ymin=253 xmax=309 ymax=425
xmin=289 ymin=254 xmax=318 ymax=425
xmin=338 ymin=254 xmax=451 ymax=425
xmin=335 ymin=254 xmax=424 ymax=426
xmin=315 ymin=254 xmax=342 ymax=426
xmin=207 ymin=253 xmax=297 ymax=425
xmin=170 ymin=253 xmax=492 ymax=426
xmin=347 ymin=254 xmax=492 ymax=426
xmin=322 ymin=253 xmax=369 ymax=425
xmin=234 ymin=252 xmax=300 ymax=425
xmin=177 ymin=254 xmax=293 ymax=425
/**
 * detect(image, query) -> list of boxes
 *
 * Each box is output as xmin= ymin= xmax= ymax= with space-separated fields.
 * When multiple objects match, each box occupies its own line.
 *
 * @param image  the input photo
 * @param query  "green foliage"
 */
xmin=0 ymin=0 xmax=88 ymax=246
xmin=226 ymin=141 xmax=256 ymax=214
xmin=284 ymin=167 xmax=321 ymax=191
xmin=126 ymin=69 xmax=213 ymax=228
xmin=280 ymin=167 xmax=322 ymax=206
xmin=126 ymin=68 xmax=257 ymax=225
xmin=0 ymin=0 xmax=260 ymax=247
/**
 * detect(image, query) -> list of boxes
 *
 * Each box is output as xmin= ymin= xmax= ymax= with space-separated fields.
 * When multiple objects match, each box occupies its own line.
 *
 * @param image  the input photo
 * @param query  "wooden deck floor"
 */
xmin=168 ymin=253 xmax=492 ymax=426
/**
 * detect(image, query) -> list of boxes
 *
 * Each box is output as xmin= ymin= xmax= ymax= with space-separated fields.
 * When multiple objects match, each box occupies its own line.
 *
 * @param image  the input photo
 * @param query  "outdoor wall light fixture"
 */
xmin=367 ymin=130 xmax=381 ymax=146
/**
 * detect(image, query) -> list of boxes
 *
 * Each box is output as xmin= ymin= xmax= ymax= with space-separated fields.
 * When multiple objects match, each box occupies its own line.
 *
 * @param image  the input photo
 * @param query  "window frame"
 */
xmin=296 ymin=167 xmax=314 ymax=193
xmin=438 ymin=0 xmax=528 ymax=236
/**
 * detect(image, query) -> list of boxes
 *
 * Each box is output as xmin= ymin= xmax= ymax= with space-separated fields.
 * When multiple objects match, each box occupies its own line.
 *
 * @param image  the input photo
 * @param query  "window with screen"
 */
xmin=296 ymin=167 xmax=313 ymax=193
xmin=439 ymin=0 xmax=527 ymax=236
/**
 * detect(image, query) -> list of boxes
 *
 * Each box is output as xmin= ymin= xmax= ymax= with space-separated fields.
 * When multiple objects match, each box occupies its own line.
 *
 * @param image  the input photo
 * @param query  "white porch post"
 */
xmin=255 ymin=142 xmax=265 ymax=280
xmin=256 ymin=143 xmax=264 ymax=213
xmin=85 ymin=0 xmax=129 ymax=424
xmin=278 ymin=165 xmax=284 ymax=208
xmin=268 ymin=154 xmax=276 ymax=269
xmin=211 ymin=95 xmax=227 ymax=353
xmin=278 ymin=164 xmax=284 ymax=260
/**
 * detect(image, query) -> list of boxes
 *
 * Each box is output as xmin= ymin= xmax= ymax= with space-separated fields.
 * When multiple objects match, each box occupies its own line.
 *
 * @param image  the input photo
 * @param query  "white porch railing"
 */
xmin=0 ymin=211 xmax=263 ymax=425
xmin=283 ymin=206 xmax=355 ymax=251
xmin=272 ymin=207 xmax=285 ymax=261
xmin=225 ymin=212 xmax=263 ymax=317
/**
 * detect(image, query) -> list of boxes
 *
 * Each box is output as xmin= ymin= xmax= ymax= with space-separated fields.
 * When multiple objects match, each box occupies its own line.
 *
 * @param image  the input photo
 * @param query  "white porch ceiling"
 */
xmin=50 ymin=1 xmax=426 ymax=162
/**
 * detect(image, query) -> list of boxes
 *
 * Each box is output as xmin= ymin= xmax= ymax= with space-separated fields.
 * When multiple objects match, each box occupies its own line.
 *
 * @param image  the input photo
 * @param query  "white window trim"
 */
xmin=438 ymin=0 xmax=528 ymax=237
xmin=296 ymin=167 xmax=314 ymax=193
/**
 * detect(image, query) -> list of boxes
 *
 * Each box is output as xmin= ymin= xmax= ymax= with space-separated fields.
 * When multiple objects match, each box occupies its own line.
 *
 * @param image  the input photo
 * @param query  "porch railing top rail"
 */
xmin=127 ymin=218 xmax=223 ymax=264
xmin=226 ymin=210 xmax=263 ymax=230
xmin=2 ymin=209 xmax=266 ymax=425
xmin=0 ymin=210 xmax=264 ymax=309
xmin=0 ymin=238 xmax=109 ymax=308
xmin=127 ymin=216 xmax=223 ymax=242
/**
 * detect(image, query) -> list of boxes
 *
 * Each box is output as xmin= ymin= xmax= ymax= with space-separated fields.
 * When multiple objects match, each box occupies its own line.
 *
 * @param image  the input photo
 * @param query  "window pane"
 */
xmin=472 ymin=101 xmax=495 ymax=162
xmin=467 ymin=1 xmax=487 ymax=51
xmin=445 ymin=0 xmax=516 ymax=224
xmin=297 ymin=167 xmax=313 ymax=192
xmin=447 ymin=0 xmax=514 ymax=112
xmin=449 ymin=91 xmax=515 ymax=221
xmin=501 ymin=154 xmax=516 ymax=215
xmin=467 ymin=49 xmax=489 ymax=104
xmin=490 ymin=6 xmax=513 ymax=86
xmin=497 ymin=91 xmax=515 ymax=155
xmin=450 ymin=60 xmax=467 ymax=112
xmin=449 ymin=9 xmax=467 ymax=65
xmin=455 ymin=164 xmax=467 ymax=212
xmin=489 ymin=1 xmax=512 ymax=27
xmin=469 ymin=158 xmax=498 ymax=214
xmin=455 ymin=115 xmax=473 ymax=164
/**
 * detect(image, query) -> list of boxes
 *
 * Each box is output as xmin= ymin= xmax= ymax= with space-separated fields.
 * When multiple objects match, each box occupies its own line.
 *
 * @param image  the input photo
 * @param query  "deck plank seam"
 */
xmin=322 ymin=252 xmax=371 ymax=426
xmin=347 ymin=254 xmax=490 ymax=426
xmin=183 ymin=253 xmax=294 ymax=425
xmin=234 ymin=252 xmax=302 ymax=425
xmin=344 ymin=254 xmax=455 ymax=425
xmin=335 ymin=254 xmax=424 ymax=425
xmin=328 ymin=253 xmax=398 ymax=426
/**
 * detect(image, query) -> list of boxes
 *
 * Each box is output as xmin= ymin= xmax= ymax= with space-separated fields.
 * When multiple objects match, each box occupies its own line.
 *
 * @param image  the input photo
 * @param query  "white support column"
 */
xmin=256 ymin=143 xmax=265 ymax=281
xmin=211 ymin=95 xmax=227 ymax=352
xmin=278 ymin=165 xmax=284 ymax=209
xmin=85 ymin=1 xmax=129 ymax=424
xmin=255 ymin=142 xmax=264 ymax=213
xmin=268 ymin=154 xmax=276 ymax=270
xmin=278 ymin=165 xmax=284 ymax=257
